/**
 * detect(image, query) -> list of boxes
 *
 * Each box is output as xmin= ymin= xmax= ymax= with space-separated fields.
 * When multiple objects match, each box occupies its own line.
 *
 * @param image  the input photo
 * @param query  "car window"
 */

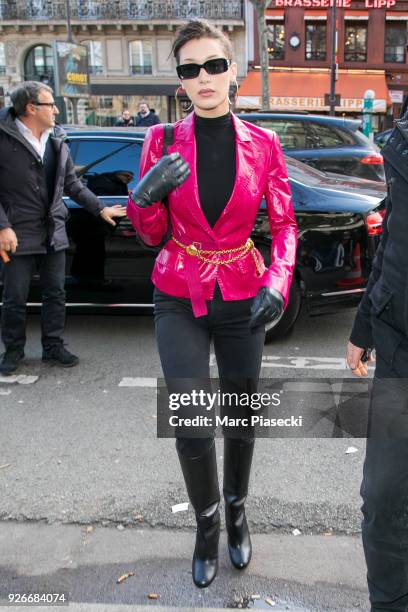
xmin=71 ymin=139 xmax=142 ymax=196
xmin=335 ymin=128 xmax=356 ymax=145
xmin=285 ymin=156 xmax=327 ymax=186
xmin=309 ymin=124 xmax=349 ymax=148
xmin=246 ymin=119 xmax=310 ymax=150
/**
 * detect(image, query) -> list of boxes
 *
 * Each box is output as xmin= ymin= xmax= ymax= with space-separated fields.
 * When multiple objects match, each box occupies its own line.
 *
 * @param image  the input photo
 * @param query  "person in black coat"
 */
xmin=0 ymin=81 xmax=126 ymax=375
xmin=115 ymin=109 xmax=135 ymax=127
xmin=134 ymin=101 xmax=161 ymax=127
xmin=347 ymin=98 xmax=408 ymax=610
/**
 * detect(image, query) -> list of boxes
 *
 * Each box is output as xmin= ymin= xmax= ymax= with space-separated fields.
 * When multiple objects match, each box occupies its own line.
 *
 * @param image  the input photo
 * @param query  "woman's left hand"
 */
xmin=249 ymin=287 xmax=284 ymax=330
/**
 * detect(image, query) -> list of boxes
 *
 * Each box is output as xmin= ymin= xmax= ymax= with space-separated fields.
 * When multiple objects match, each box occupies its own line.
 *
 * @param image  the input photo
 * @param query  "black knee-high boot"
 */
xmin=176 ymin=439 xmax=220 ymax=588
xmin=223 ymin=437 xmax=254 ymax=570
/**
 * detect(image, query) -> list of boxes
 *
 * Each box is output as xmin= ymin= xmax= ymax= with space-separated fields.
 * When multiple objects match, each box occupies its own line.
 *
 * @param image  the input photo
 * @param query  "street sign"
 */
xmin=53 ymin=42 xmax=90 ymax=98
xmin=324 ymin=93 xmax=341 ymax=106
xmin=390 ymin=90 xmax=404 ymax=104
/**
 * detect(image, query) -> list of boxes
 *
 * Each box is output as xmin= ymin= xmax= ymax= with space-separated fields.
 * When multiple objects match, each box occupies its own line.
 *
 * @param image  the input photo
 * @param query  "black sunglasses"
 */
xmin=176 ymin=58 xmax=230 ymax=80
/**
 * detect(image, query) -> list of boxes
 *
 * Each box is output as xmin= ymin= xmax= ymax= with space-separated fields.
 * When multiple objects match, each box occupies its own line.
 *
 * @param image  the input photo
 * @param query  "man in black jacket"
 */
xmin=135 ymin=101 xmax=161 ymax=127
xmin=347 ymin=102 xmax=408 ymax=610
xmin=0 ymin=81 xmax=126 ymax=375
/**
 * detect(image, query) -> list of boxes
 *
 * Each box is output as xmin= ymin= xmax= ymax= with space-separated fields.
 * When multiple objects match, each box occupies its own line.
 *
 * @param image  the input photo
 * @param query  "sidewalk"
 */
xmin=0 ymin=522 xmax=369 ymax=612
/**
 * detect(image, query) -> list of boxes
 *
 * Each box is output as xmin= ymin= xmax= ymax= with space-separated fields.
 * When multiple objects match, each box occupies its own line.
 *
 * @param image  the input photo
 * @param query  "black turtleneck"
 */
xmin=195 ymin=111 xmax=236 ymax=228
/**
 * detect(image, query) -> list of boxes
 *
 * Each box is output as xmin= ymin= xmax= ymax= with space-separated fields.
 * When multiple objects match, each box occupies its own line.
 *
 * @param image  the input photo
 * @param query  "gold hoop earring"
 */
xmin=228 ymin=80 xmax=239 ymax=106
xmin=175 ymin=85 xmax=193 ymax=112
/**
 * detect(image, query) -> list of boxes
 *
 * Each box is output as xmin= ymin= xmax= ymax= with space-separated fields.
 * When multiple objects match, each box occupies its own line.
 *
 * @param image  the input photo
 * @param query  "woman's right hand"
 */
xmin=130 ymin=152 xmax=190 ymax=208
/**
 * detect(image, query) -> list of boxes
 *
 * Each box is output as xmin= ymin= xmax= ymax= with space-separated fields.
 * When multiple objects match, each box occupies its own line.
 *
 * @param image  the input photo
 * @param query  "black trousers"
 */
xmin=154 ymin=285 xmax=265 ymax=455
xmin=1 ymin=251 xmax=66 ymax=351
xmin=361 ymin=315 xmax=408 ymax=611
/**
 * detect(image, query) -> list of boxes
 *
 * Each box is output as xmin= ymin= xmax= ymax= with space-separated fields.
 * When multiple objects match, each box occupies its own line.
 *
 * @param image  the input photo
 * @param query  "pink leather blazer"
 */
xmin=127 ymin=111 xmax=298 ymax=318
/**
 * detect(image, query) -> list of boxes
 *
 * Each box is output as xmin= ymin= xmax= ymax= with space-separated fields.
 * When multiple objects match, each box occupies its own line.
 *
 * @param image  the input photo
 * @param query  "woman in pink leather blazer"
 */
xmin=127 ymin=19 xmax=298 ymax=589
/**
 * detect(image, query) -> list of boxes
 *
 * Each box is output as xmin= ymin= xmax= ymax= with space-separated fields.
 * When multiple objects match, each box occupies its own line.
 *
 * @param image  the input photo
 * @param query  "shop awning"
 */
xmin=237 ymin=70 xmax=391 ymax=113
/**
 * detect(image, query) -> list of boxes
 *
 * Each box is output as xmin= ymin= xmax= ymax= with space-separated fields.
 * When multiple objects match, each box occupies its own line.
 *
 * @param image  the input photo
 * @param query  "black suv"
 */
xmin=237 ymin=113 xmax=385 ymax=182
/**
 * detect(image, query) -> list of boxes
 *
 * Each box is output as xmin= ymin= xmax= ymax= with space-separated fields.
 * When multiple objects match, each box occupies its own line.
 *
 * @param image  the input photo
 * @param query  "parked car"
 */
xmin=374 ymin=128 xmax=393 ymax=149
xmin=0 ymin=126 xmax=387 ymax=341
xmin=237 ymin=112 xmax=385 ymax=183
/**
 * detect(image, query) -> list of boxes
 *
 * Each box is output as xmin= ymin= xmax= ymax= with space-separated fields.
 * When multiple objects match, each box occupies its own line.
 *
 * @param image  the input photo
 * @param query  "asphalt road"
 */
xmin=0 ymin=306 xmax=373 ymax=610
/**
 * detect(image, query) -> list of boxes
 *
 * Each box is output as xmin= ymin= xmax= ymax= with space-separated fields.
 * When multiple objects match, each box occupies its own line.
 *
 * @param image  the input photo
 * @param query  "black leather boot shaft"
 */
xmin=223 ymin=438 xmax=255 ymax=570
xmin=177 ymin=440 xmax=220 ymax=588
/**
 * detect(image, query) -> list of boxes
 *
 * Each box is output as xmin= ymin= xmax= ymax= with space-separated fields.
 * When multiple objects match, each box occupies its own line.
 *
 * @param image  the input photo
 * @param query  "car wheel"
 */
xmin=265 ymin=279 xmax=302 ymax=343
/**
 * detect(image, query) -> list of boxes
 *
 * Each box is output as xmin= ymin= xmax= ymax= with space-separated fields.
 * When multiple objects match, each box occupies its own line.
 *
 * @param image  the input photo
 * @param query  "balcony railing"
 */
xmin=130 ymin=64 xmax=153 ymax=75
xmin=89 ymin=65 xmax=104 ymax=74
xmin=0 ymin=0 xmax=244 ymax=21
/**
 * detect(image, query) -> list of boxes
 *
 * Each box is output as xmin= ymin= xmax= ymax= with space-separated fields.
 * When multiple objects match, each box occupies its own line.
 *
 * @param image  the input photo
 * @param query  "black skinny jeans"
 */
xmin=1 ymin=251 xmax=66 ymax=351
xmin=154 ymin=284 xmax=265 ymax=457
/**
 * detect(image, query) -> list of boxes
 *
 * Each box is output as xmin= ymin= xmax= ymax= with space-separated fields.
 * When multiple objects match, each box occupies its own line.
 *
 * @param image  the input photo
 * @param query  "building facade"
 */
xmin=0 ymin=0 xmax=246 ymax=124
xmin=239 ymin=0 xmax=408 ymax=130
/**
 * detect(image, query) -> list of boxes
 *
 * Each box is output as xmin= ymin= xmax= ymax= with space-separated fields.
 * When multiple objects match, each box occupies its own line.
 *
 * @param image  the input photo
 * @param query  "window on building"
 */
xmin=99 ymin=96 xmax=113 ymax=109
xmin=82 ymin=40 xmax=103 ymax=74
xmin=344 ymin=23 xmax=368 ymax=62
xmin=24 ymin=44 xmax=54 ymax=86
xmin=267 ymin=23 xmax=285 ymax=60
xmin=0 ymin=43 xmax=6 ymax=76
xmin=305 ymin=22 xmax=327 ymax=60
xmin=384 ymin=22 xmax=407 ymax=63
xmin=129 ymin=40 xmax=153 ymax=75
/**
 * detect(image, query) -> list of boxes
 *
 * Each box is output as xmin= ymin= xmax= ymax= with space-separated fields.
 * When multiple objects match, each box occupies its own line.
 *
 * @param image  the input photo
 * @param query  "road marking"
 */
xmin=118 ymin=356 xmax=374 ymax=387
xmin=212 ymin=354 xmax=373 ymax=371
xmin=0 ymin=375 xmax=39 ymax=385
xmin=118 ymin=377 xmax=157 ymax=387
xmin=261 ymin=356 xmax=348 ymax=369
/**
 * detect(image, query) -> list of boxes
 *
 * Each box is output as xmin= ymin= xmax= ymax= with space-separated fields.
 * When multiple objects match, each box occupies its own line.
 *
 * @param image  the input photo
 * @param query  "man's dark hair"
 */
xmin=171 ymin=19 xmax=233 ymax=64
xmin=10 ymin=81 xmax=53 ymax=117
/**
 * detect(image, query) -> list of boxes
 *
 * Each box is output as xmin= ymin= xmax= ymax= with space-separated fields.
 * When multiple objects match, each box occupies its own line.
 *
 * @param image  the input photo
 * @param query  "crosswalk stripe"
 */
xmin=118 ymin=377 xmax=157 ymax=387
xmin=0 ymin=375 xmax=39 ymax=385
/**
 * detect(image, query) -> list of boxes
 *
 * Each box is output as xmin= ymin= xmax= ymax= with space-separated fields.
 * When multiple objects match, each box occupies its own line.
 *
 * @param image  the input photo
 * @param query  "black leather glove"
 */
xmin=131 ymin=152 xmax=190 ymax=208
xmin=249 ymin=287 xmax=284 ymax=331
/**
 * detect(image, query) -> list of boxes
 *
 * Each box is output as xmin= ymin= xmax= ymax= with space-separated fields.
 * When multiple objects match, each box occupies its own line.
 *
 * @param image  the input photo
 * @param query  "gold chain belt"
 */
xmin=171 ymin=236 xmax=263 ymax=276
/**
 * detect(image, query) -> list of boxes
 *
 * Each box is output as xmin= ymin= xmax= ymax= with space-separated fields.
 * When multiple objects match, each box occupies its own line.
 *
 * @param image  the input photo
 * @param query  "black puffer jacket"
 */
xmin=0 ymin=107 xmax=103 ymax=254
xmin=135 ymin=110 xmax=161 ymax=127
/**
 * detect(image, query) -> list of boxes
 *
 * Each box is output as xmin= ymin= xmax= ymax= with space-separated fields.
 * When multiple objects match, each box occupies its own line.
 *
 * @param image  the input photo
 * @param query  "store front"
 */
xmin=80 ymin=84 xmax=179 ymax=126
xmin=237 ymin=68 xmax=392 ymax=131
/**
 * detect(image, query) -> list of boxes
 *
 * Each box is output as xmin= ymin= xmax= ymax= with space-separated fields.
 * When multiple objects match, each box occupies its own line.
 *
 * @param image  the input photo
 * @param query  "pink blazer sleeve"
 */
xmin=261 ymin=132 xmax=298 ymax=307
xmin=126 ymin=124 xmax=169 ymax=247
